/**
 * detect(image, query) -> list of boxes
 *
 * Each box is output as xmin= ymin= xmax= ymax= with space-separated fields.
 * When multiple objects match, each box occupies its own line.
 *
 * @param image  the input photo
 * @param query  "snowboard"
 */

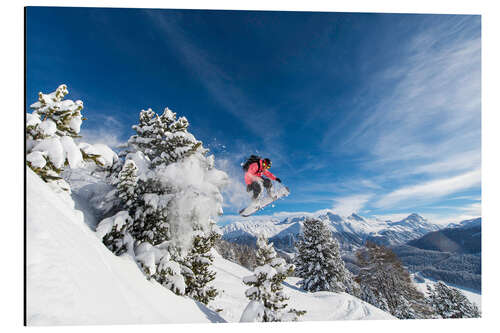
xmin=239 ymin=185 xmax=290 ymax=217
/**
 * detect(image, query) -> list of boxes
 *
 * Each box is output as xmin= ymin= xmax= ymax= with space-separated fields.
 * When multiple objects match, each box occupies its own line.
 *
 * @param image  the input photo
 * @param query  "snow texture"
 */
xmin=95 ymin=210 xmax=131 ymax=240
xmin=26 ymin=151 xmax=46 ymax=169
xmin=240 ymin=300 xmax=265 ymax=322
xmin=26 ymin=112 xmax=41 ymax=127
xmin=60 ymin=136 xmax=83 ymax=169
xmin=38 ymin=119 xmax=57 ymax=136
xmin=32 ymin=138 xmax=65 ymax=169
xmin=78 ymin=142 xmax=118 ymax=168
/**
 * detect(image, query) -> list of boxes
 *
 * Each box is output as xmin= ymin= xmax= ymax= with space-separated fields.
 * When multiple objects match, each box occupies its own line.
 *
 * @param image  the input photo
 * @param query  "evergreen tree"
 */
xmin=427 ymin=281 xmax=480 ymax=318
xmin=151 ymin=248 xmax=186 ymax=296
xmin=122 ymin=107 xmax=206 ymax=248
xmin=116 ymin=159 xmax=138 ymax=208
xmin=183 ymin=228 xmax=220 ymax=305
xmin=99 ymin=106 xmax=227 ymax=298
xmin=294 ymin=218 xmax=359 ymax=295
xmin=128 ymin=178 xmax=173 ymax=245
xmin=242 ymin=234 xmax=305 ymax=322
xmin=101 ymin=160 xmax=138 ymax=256
xmin=355 ymin=241 xmax=433 ymax=319
xmin=100 ymin=211 xmax=133 ymax=256
xmin=126 ymin=108 xmax=158 ymax=161
xmin=26 ymin=84 xmax=102 ymax=186
xmin=29 ymin=84 xmax=83 ymax=138
xmin=127 ymin=107 xmax=204 ymax=167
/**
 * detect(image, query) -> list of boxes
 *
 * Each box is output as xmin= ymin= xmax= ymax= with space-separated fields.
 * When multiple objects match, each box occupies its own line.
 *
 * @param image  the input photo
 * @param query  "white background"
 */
xmin=1 ymin=0 xmax=498 ymax=332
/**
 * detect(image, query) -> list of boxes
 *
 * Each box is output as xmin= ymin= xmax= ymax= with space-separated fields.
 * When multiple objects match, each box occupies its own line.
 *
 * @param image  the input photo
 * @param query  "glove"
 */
xmin=276 ymin=178 xmax=282 ymax=183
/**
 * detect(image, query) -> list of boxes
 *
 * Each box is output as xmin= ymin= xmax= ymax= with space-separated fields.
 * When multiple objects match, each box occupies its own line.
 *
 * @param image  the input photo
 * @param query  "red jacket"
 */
xmin=245 ymin=159 xmax=277 ymax=185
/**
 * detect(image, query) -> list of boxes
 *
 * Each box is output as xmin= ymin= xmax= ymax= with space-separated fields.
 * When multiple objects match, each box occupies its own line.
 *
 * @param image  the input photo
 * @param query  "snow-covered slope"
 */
xmin=26 ymin=168 xmax=224 ymax=325
xmin=221 ymin=212 xmax=442 ymax=251
xmin=210 ymin=252 xmax=394 ymax=322
xmin=27 ymin=168 xmax=394 ymax=325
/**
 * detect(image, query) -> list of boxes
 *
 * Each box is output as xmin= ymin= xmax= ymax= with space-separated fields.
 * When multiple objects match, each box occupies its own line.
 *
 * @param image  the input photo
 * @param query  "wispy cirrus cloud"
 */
xmin=315 ymin=16 xmax=482 ymax=215
xmin=333 ymin=17 xmax=480 ymax=174
xmin=410 ymin=150 xmax=481 ymax=175
xmin=146 ymin=13 xmax=480 ymax=219
xmin=374 ymin=168 xmax=481 ymax=209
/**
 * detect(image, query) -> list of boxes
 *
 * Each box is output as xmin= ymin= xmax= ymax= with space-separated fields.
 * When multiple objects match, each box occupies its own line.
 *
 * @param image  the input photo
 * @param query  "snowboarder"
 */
xmin=243 ymin=156 xmax=282 ymax=201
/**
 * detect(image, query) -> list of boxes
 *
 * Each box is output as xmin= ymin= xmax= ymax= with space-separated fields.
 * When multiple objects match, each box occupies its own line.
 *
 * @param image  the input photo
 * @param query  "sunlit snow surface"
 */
xmin=27 ymin=167 xmax=394 ymax=325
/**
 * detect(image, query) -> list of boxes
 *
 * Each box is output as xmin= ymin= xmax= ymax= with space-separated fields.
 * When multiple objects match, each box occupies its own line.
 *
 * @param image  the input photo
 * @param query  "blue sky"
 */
xmin=26 ymin=7 xmax=481 ymax=224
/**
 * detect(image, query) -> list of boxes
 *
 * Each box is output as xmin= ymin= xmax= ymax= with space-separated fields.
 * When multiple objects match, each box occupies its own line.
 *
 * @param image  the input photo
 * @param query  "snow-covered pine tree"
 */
xmin=426 ymin=281 xmax=480 ymax=318
xmin=129 ymin=178 xmax=173 ymax=245
xmin=100 ymin=106 xmax=227 ymax=297
xmin=124 ymin=108 xmax=159 ymax=161
xmin=100 ymin=211 xmax=134 ymax=256
xmin=183 ymin=226 xmax=220 ymax=305
xmin=117 ymin=159 xmax=138 ymax=208
xmin=127 ymin=107 xmax=204 ymax=168
xmin=355 ymin=241 xmax=433 ymax=319
xmin=294 ymin=218 xmax=359 ymax=295
xmin=242 ymin=234 xmax=305 ymax=322
xmin=26 ymin=84 xmax=102 ymax=187
xmin=155 ymin=108 xmax=204 ymax=166
xmin=101 ymin=160 xmax=139 ymax=255
xmin=119 ymin=107 xmax=204 ymax=247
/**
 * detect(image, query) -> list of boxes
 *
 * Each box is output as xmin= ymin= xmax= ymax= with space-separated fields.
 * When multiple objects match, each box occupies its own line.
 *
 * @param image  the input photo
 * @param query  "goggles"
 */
xmin=263 ymin=161 xmax=271 ymax=169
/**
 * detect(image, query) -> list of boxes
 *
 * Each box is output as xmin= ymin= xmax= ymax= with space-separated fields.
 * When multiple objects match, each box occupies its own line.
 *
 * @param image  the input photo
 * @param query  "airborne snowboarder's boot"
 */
xmin=247 ymin=181 xmax=262 ymax=201
xmin=263 ymin=178 xmax=276 ymax=200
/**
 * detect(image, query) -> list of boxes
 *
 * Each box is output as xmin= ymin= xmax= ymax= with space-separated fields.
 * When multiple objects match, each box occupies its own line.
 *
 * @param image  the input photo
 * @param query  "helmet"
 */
xmin=263 ymin=158 xmax=271 ymax=169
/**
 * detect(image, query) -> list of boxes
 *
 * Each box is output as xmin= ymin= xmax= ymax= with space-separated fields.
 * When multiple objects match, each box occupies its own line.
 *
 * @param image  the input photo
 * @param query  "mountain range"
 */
xmin=221 ymin=212 xmax=449 ymax=252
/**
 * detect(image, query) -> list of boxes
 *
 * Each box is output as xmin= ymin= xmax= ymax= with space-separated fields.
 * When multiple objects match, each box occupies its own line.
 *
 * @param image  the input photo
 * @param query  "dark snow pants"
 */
xmin=247 ymin=178 xmax=272 ymax=200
